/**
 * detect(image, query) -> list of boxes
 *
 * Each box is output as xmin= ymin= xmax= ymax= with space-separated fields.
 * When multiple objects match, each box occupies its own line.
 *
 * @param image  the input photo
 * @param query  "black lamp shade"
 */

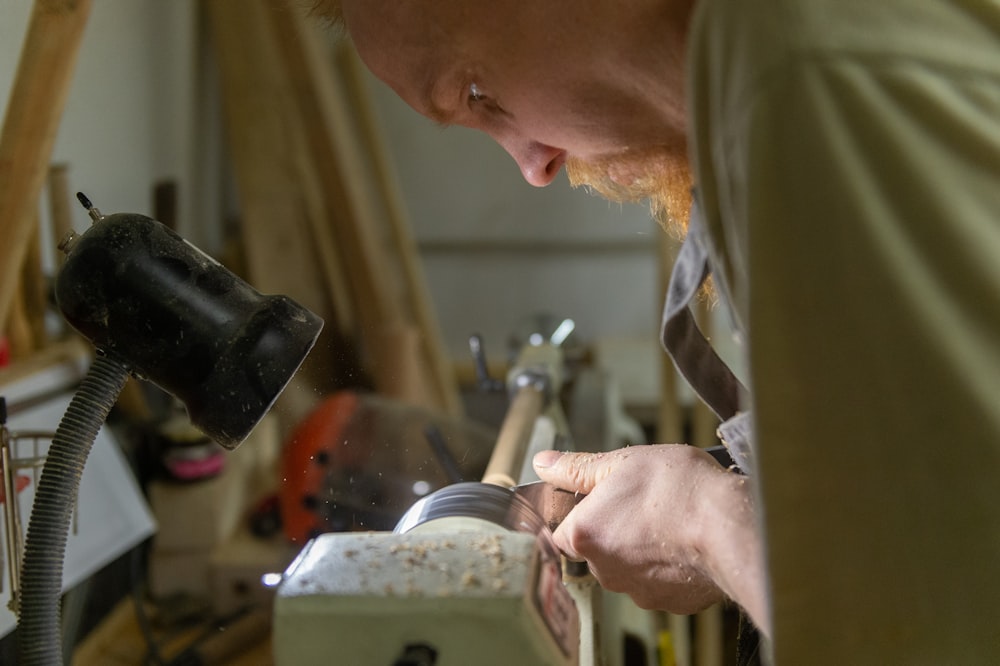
xmin=55 ymin=212 xmax=323 ymax=449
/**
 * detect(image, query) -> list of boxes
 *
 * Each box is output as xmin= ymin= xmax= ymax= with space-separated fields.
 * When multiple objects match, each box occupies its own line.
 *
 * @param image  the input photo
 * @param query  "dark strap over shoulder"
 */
xmin=661 ymin=201 xmax=765 ymax=663
xmin=660 ymin=202 xmax=746 ymax=421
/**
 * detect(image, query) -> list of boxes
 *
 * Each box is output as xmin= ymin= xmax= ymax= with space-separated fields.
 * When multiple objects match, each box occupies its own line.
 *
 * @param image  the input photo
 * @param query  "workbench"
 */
xmin=72 ymin=597 xmax=272 ymax=666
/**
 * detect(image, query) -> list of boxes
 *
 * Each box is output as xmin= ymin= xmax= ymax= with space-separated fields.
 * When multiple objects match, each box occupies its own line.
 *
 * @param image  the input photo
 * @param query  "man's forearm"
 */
xmin=697 ymin=471 xmax=771 ymax=636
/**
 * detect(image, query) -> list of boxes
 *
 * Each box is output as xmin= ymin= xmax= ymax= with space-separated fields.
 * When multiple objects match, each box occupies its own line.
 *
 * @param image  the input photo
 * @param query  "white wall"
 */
xmin=0 ymin=0 xmax=219 ymax=258
xmin=2 ymin=2 xmax=666 ymax=372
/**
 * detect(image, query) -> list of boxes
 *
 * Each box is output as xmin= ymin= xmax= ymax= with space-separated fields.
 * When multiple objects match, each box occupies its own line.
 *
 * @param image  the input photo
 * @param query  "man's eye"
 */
xmin=469 ymin=82 xmax=486 ymax=103
xmin=466 ymin=82 xmax=508 ymax=119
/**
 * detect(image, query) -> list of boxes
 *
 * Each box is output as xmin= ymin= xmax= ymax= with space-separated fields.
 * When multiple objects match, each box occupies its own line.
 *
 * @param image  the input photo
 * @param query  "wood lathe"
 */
xmin=273 ymin=341 xmax=663 ymax=666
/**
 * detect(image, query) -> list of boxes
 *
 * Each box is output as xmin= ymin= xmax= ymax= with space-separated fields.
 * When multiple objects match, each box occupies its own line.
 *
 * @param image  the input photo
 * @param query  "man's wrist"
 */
xmin=695 ymin=468 xmax=770 ymax=634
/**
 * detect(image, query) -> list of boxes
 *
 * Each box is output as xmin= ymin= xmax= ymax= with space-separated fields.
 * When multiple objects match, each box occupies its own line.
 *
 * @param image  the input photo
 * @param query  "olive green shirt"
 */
xmin=688 ymin=0 xmax=1000 ymax=662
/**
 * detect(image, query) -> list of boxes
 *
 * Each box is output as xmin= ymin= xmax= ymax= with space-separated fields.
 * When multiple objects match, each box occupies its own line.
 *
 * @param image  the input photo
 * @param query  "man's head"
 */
xmin=317 ymin=0 xmax=695 ymax=233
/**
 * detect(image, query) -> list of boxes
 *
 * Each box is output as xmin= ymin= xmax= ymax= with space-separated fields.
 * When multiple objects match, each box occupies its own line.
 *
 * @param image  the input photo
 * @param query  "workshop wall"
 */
xmin=0 ymin=0 xmax=220 ymax=258
xmin=1 ymin=0 xmax=665 ymax=372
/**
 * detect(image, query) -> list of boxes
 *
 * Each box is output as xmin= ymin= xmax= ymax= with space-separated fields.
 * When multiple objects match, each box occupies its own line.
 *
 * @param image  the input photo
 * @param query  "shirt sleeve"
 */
xmin=715 ymin=46 xmax=1000 ymax=662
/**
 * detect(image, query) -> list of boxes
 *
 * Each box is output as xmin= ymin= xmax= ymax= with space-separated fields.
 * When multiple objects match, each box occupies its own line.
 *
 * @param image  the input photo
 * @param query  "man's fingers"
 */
xmin=550 ymin=520 xmax=583 ymax=561
xmin=532 ymin=450 xmax=618 ymax=494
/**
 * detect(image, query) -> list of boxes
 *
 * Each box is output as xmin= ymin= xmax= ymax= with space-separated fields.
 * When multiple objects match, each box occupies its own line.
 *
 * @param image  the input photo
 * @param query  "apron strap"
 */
xmin=660 ymin=202 xmax=746 ymax=422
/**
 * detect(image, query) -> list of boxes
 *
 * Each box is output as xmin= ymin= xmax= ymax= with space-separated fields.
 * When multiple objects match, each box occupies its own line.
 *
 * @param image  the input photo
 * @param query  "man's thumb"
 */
xmin=532 ymin=450 xmax=605 ymax=494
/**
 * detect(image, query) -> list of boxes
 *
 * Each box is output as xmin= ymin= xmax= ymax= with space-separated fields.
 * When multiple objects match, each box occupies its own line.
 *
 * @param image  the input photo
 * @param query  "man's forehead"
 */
xmin=343 ymin=1 xmax=463 ymax=115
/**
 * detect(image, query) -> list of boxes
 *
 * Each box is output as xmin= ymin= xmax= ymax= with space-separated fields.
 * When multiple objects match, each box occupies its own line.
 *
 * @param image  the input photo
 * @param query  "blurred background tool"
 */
xmin=274 ymin=336 xmax=661 ymax=666
xmin=279 ymin=390 xmax=496 ymax=543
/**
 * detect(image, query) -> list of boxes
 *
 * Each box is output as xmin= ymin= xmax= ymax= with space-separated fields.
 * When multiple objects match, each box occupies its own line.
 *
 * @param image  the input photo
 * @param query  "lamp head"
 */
xmin=55 ymin=195 xmax=323 ymax=449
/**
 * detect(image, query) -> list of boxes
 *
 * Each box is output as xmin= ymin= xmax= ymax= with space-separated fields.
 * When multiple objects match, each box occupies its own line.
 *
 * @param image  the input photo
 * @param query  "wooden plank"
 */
xmin=657 ymin=233 xmax=684 ymax=444
xmin=47 ymin=163 xmax=74 ymax=248
xmin=5 ymin=211 xmax=46 ymax=360
xmin=198 ymin=0 xmax=354 ymax=330
xmin=0 ymin=336 xmax=90 ymax=387
xmin=205 ymin=0 xmax=352 ymax=425
xmin=269 ymin=7 xmax=396 ymax=324
xmin=5 ymin=277 xmax=35 ymax=359
xmin=336 ymin=43 xmax=463 ymax=418
xmin=690 ymin=293 xmax=725 ymax=666
xmin=267 ymin=2 xmax=461 ymax=416
xmin=658 ymin=233 xmax=696 ymax=666
xmin=294 ymin=150 xmax=357 ymax=334
xmin=0 ymin=0 xmax=92 ymax=335
xmin=20 ymin=213 xmax=48 ymax=349
xmin=204 ymin=0 xmax=329 ymax=312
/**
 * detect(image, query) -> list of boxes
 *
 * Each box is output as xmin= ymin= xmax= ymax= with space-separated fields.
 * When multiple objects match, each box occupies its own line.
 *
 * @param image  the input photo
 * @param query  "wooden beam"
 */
xmin=691 ymin=290 xmax=725 ymax=666
xmin=206 ymin=0 xmax=366 ymax=430
xmin=267 ymin=8 xmax=398 ymax=329
xmin=205 ymin=0 xmax=329 ymax=311
xmin=6 ymin=211 xmax=48 ymax=360
xmin=267 ymin=2 xmax=462 ymax=416
xmin=0 ymin=0 xmax=92 ymax=335
xmin=657 ymin=233 xmax=684 ymax=444
xmin=337 ymin=43 xmax=463 ymax=418
xmin=47 ymin=164 xmax=74 ymax=259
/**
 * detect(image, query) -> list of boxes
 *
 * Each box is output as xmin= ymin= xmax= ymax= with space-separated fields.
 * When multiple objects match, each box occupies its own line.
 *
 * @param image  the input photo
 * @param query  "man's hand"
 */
xmin=532 ymin=445 xmax=769 ymax=632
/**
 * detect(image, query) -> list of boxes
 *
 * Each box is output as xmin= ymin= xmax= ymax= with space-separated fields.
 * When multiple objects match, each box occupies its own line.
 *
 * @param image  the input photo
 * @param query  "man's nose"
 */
xmin=501 ymin=138 xmax=567 ymax=187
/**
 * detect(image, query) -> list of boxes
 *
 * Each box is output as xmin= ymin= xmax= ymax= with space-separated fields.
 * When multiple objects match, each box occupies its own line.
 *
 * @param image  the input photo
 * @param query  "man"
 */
xmin=316 ymin=0 xmax=1000 ymax=662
